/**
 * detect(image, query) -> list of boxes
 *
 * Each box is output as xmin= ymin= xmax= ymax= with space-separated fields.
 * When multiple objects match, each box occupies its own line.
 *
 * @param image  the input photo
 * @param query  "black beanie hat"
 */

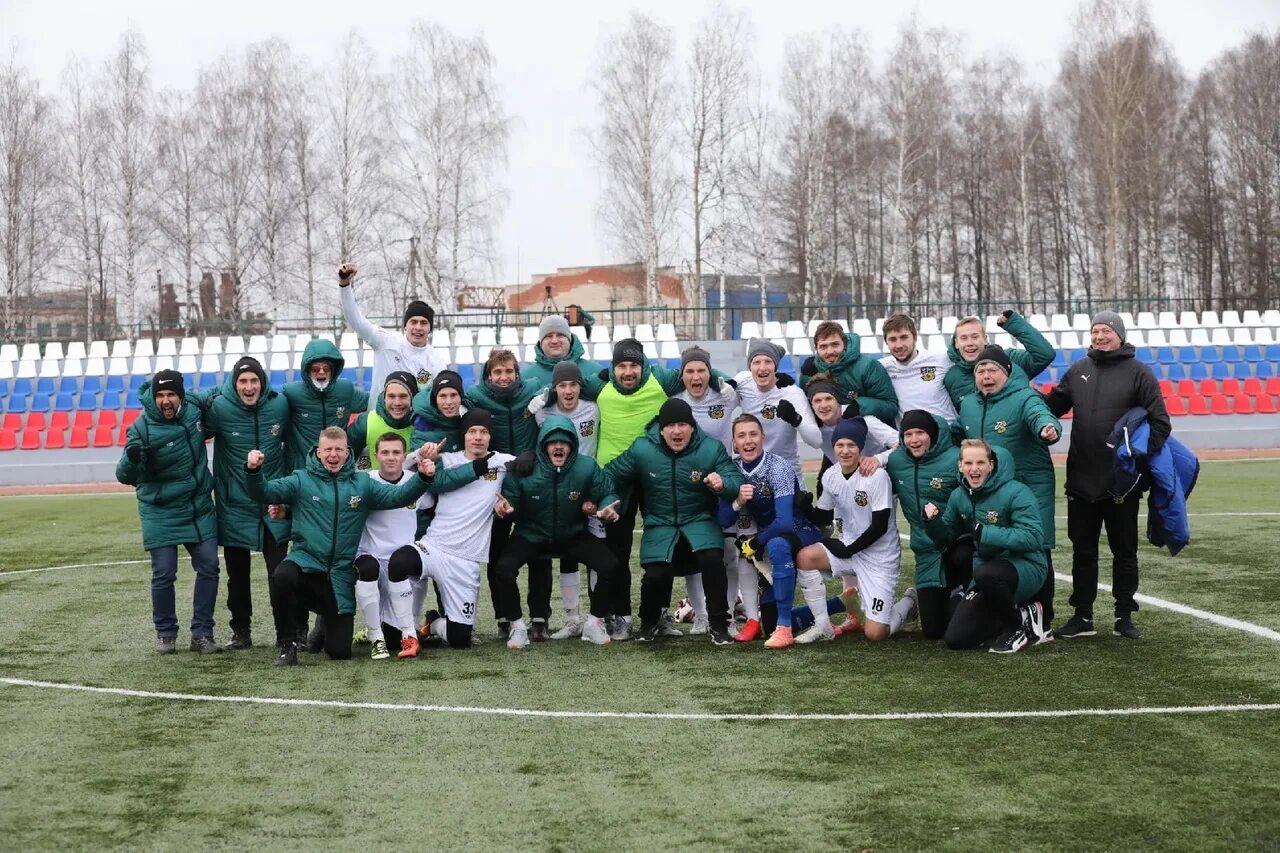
xmin=384 ymin=370 xmax=419 ymax=399
xmin=974 ymin=345 xmax=1013 ymax=377
xmin=900 ymin=409 xmax=939 ymax=445
xmin=657 ymin=398 xmax=696 ymax=430
xmin=431 ymin=370 xmax=463 ymax=407
xmin=152 ymin=369 xmax=185 ymax=403
xmin=403 ymin=300 xmax=435 ymax=328
xmin=459 ymin=408 xmax=493 ymax=434
xmin=551 ymin=360 xmax=583 ymax=387
xmin=612 ymin=337 xmax=645 ymax=367
xmin=231 ymin=356 xmax=266 ymax=386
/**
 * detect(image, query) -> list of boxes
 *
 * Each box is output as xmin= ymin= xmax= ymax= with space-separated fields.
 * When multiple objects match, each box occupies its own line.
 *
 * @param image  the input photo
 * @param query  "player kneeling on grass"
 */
xmin=245 ymin=427 xmax=436 ymax=666
xmin=718 ymin=414 xmax=823 ymax=647
xmin=796 ymin=417 xmax=915 ymax=644
xmin=353 ymin=432 xmax=438 ymax=661
xmin=923 ymin=440 xmax=1051 ymax=654
xmin=605 ymin=399 xmax=745 ymax=645
xmin=493 ymin=415 xmax=621 ymax=648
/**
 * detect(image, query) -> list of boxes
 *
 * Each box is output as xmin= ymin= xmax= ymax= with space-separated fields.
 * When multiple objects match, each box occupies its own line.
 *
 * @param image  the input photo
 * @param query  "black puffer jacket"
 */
xmin=1045 ymin=344 xmax=1170 ymax=502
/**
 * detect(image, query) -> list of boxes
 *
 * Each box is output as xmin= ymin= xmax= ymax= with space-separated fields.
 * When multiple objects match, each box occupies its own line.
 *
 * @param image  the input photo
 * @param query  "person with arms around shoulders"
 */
xmin=797 ymin=320 xmax=899 ymax=424
xmin=523 ymin=314 xmax=605 ymax=401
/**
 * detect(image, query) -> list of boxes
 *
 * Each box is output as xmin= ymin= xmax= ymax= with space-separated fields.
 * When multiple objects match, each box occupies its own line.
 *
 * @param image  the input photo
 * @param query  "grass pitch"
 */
xmin=1 ymin=462 xmax=1279 ymax=851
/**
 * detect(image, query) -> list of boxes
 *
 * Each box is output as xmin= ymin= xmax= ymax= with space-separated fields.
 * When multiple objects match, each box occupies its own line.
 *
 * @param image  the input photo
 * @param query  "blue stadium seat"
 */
xmin=54 ymin=392 xmax=75 ymax=412
xmin=1220 ymin=346 xmax=1242 ymax=363
xmin=198 ymin=373 xmax=219 ymax=392
xmin=104 ymin=375 xmax=124 ymax=394
xmin=75 ymin=392 xmax=99 ymax=411
xmin=100 ymin=391 xmax=122 ymax=410
xmin=0 ymin=379 xmax=7 ymax=397
xmin=1177 ymin=346 xmax=1197 ymax=364
xmin=1242 ymin=345 xmax=1263 ymax=362
xmin=36 ymin=377 xmax=54 ymax=395
xmin=1230 ymin=361 xmax=1253 ymax=378
xmin=455 ymin=364 xmax=476 ymax=386
xmin=125 ymin=387 xmax=140 ymax=408
xmin=1200 ymin=346 xmax=1221 ymax=364
xmin=129 ymin=375 xmax=145 ymax=392
xmin=1258 ymin=362 xmax=1277 ymax=379
xmin=81 ymin=375 xmax=102 ymax=395
xmin=6 ymin=394 xmax=28 ymax=413
xmin=776 ymin=355 xmax=795 ymax=376
xmin=270 ymin=369 xmax=290 ymax=387
xmin=58 ymin=376 xmax=79 ymax=394
xmin=29 ymin=394 xmax=49 ymax=413
xmin=1051 ymin=350 xmax=1068 ymax=369
xmin=1155 ymin=346 xmax=1176 ymax=365
xmin=1188 ymin=362 xmax=1209 ymax=380
xmin=1165 ymin=362 xmax=1187 ymax=380
xmin=12 ymin=377 xmax=32 ymax=396
xmin=1211 ymin=362 xmax=1231 ymax=379
xmin=1266 ymin=345 xmax=1280 ymax=362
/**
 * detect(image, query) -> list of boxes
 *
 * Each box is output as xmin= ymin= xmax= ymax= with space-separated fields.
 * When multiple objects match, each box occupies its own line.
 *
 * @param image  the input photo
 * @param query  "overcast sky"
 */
xmin=3 ymin=0 xmax=1277 ymax=285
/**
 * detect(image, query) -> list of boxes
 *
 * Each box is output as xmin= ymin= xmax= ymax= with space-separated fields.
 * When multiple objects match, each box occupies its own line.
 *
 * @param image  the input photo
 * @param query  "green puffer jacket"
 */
xmin=281 ymin=339 xmax=369 ymax=470
xmin=116 ymin=382 xmax=217 ymax=550
xmin=604 ymin=418 xmax=745 ymax=564
xmin=409 ymin=388 xmax=462 ymax=453
xmin=246 ymin=452 xmax=432 ymax=614
xmin=348 ymin=394 xmax=414 ymax=469
xmin=943 ymin=311 xmax=1055 ymax=409
xmin=522 ymin=335 xmax=606 ymax=401
xmin=959 ymin=380 xmax=1060 ymax=546
xmin=924 ymin=446 xmax=1048 ymax=601
xmin=885 ymin=413 xmax=962 ymax=589
xmin=799 ymin=332 xmax=898 ymax=423
xmin=464 ymin=378 xmax=542 ymax=454
xmin=502 ymin=415 xmax=617 ymax=543
xmin=201 ymin=371 xmax=291 ymax=551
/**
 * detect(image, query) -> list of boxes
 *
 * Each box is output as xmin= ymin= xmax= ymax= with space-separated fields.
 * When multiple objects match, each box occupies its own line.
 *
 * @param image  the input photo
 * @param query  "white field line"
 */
xmin=0 ymin=676 xmax=1277 ymax=722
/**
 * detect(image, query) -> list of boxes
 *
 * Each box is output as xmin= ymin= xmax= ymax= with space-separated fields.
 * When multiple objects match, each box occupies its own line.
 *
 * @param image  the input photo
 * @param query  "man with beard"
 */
xmin=348 ymin=372 xmax=419 ymax=470
xmin=281 ymin=340 xmax=368 ymax=471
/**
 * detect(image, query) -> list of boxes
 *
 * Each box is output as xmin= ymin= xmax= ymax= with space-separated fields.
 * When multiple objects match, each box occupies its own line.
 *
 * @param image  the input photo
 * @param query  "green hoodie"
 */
xmin=201 ymin=368 xmax=292 ymax=551
xmin=604 ymin=417 xmax=745 ymax=563
xmin=924 ymin=446 xmax=1048 ymax=601
xmin=501 ymin=415 xmax=618 ymax=543
xmin=943 ymin=311 xmax=1056 ymax=409
xmin=798 ymin=332 xmax=899 ymax=423
xmin=409 ymin=387 xmax=463 ymax=453
xmin=958 ymin=379 xmax=1060 ymax=545
xmin=246 ymin=450 xmax=432 ymax=614
xmin=885 ymin=413 xmax=962 ymax=589
xmin=464 ymin=377 xmax=542 ymax=454
xmin=281 ymin=339 xmax=369 ymax=470
xmin=348 ymin=392 xmax=415 ymax=470
xmin=115 ymin=382 xmax=217 ymax=550
xmin=522 ymin=335 xmax=606 ymax=401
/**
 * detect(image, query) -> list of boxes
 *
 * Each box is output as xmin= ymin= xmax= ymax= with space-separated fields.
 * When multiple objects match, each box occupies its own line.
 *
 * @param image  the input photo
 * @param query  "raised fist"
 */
xmin=704 ymin=472 xmax=724 ymax=492
xmin=776 ymin=398 xmax=801 ymax=427
xmin=775 ymin=373 xmax=796 ymax=389
xmin=337 ymin=262 xmax=358 ymax=284
xmin=1040 ymin=424 xmax=1059 ymax=443
xmin=737 ymin=483 xmax=756 ymax=504
xmin=800 ymin=357 xmax=818 ymax=377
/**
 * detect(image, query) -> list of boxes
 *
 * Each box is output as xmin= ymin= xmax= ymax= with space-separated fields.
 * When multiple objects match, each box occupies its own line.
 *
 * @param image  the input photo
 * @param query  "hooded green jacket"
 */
xmin=522 ymin=335 xmax=606 ymax=401
xmin=201 ymin=369 xmax=292 ymax=551
xmin=348 ymin=393 xmax=415 ymax=469
xmin=604 ymin=418 xmax=745 ymax=563
xmin=924 ymin=446 xmax=1048 ymax=601
xmin=798 ymin=332 xmax=899 ymax=422
xmin=943 ymin=311 xmax=1056 ymax=409
xmin=501 ymin=415 xmax=618 ymax=544
xmin=958 ymin=379 xmax=1060 ymax=545
xmin=115 ymin=382 xmax=218 ymax=550
xmin=281 ymin=339 xmax=369 ymax=470
xmin=464 ymin=378 xmax=542 ymax=454
xmin=409 ymin=388 xmax=463 ymax=453
xmin=885 ymin=413 xmax=962 ymax=589
xmin=246 ymin=451 xmax=433 ymax=614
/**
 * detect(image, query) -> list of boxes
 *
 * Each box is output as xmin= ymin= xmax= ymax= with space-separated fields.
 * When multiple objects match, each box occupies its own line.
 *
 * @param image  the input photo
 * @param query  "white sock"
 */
xmin=411 ymin=577 xmax=429 ymax=626
xmin=430 ymin=616 xmax=447 ymax=638
xmin=387 ymin=579 xmax=416 ymax=637
xmin=798 ymin=570 xmax=832 ymax=631
xmin=355 ymin=580 xmax=384 ymax=642
xmin=685 ymin=573 xmax=707 ymax=617
xmin=888 ymin=596 xmax=914 ymax=635
xmin=736 ymin=559 xmax=759 ymax=620
xmin=588 ymin=569 xmax=597 ymax=593
xmin=561 ymin=571 xmax=581 ymax=613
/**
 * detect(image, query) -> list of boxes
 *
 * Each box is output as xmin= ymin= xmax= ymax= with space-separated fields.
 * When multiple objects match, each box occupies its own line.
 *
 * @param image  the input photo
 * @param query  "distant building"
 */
xmin=6 ymin=290 xmax=117 ymax=342
xmin=503 ymin=263 xmax=689 ymax=317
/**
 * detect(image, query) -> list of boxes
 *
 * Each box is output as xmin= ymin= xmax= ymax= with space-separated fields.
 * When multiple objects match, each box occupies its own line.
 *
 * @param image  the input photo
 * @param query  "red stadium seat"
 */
xmin=1040 ymin=382 xmax=1055 ymax=394
xmin=92 ymin=426 xmax=115 ymax=447
xmin=1221 ymin=378 xmax=1241 ymax=395
xmin=73 ymin=411 xmax=94 ymax=429
xmin=1187 ymin=395 xmax=1210 ymax=415
xmin=1176 ymin=379 xmax=1196 ymax=397
xmin=44 ymin=427 xmax=66 ymax=449
xmin=0 ymin=429 xmax=16 ymax=450
xmin=2 ymin=413 xmax=19 ymax=431
xmin=1268 ymin=378 xmax=1280 ymax=396
xmin=1256 ymin=394 xmax=1278 ymax=414
xmin=50 ymin=411 xmax=70 ymax=431
xmin=1060 ymin=409 xmax=1071 ymax=420
xmin=68 ymin=427 xmax=90 ymax=448
xmin=1210 ymin=395 xmax=1231 ymax=415
xmin=1232 ymin=394 xmax=1255 ymax=414
xmin=1158 ymin=379 xmax=1173 ymax=397
xmin=19 ymin=429 xmax=41 ymax=449
xmin=1244 ymin=377 xmax=1263 ymax=395
xmin=25 ymin=412 xmax=47 ymax=431
xmin=121 ymin=409 xmax=141 ymax=429
xmin=1164 ymin=395 xmax=1187 ymax=416
xmin=96 ymin=410 xmax=118 ymax=428
xmin=1198 ymin=379 xmax=1219 ymax=396
xmin=117 ymin=423 xmax=130 ymax=445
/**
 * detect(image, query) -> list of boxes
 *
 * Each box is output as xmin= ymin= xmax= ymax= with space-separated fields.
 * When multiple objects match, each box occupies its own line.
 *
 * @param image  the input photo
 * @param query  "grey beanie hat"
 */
xmin=746 ymin=338 xmax=785 ymax=367
xmin=1090 ymin=310 xmax=1126 ymax=342
xmin=538 ymin=315 xmax=571 ymax=341
xmin=550 ymin=360 xmax=583 ymax=387
xmin=680 ymin=346 xmax=711 ymax=371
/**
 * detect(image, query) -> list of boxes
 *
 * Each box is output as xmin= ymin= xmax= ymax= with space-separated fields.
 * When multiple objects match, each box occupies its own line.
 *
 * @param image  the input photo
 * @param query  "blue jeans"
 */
xmin=150 ymin=538 xmax=221 ymax=638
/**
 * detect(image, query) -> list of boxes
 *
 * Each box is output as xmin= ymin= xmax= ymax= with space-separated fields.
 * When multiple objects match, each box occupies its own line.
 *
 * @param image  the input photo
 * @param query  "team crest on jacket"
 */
xmin=930 ymin=476 xmax=944 ymax=490
xmin=356 ymin=455 xmax=370 ymax=470
xmin=689 ymin=470 xmax=705 ymax=482
xmin=919 ymin=366 xmax=937 ymax=381
xmin=994 ymin=420 xmax=1008 ymax=434
xmin=270 ymin=423 xmax=282 ymax=437
xmin=985 ymin=510 xmax=999 ymax=524
xmin=348 ymin=495 xmax=362 ymax=509
xmin=761 ymin=405 xmax=777 ymax=420
xmin=336 ymin=407 xmax=347 ymax=419
xmin=737 ymin=514 xmax=752 ymax=529
xmin=416 ymin=369 xmax=432 ymax=385
xmin=854 ymin=490 xmax=869 ymax=507
xmin=708 ymin=404 xmax=725 ymax=420
xmin=579 ymin=420 xmax=594 ymax=438
xmin=568 ymin=490 xmax=581 ymax=501
xmin=845 ymin=390 xmax=858 ymax=402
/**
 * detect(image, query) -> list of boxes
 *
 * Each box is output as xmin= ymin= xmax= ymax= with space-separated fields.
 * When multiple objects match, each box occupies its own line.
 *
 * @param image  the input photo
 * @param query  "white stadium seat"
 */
xmin=221 ymin=353 xmax=240 ymax=372
xmin=635 ymin=324 xmax=655 ymax=342
xmin=153 ymin=355 xmax=175 ymax=372
xmin=202 ymin=336 xmax=223 ymax=356
xmin=1040 ymin=331 xmax=1059 ymax=348
xmin=1179 ymin=311 xmax=1199 ymax=328
xmin=570 ymin=325 xmax=588 ymax=342
xmin=107 ymin=357 xmax=129 ymax=377
xmin=1147 ymin=329 xmax=1168 ymax=348
xmin=589 ymin=325 xmax=611 ymax=344
xmin=1242 ymin=310 xmax=1262 ymax=327
xmin=852 ymin=318 xmax=873 ymax=337
xmin=0 ymin=343 xmax=19 ymax=362
xmin=110 ymin=339 xmax=132 ymax=358
xmin=1189 ymin=328 xmax=1210 ymax=346
xmin=20 ymin=342 xmax=40 ymax=360
xmin=783 ymin=320 xmax=806 ymax=339
xmin=341 ymin=331 xmax=361 ymax=350
xmin=39 ymin=358 xmax=61 ymax=378
xmin=156 ymin=338 xmax=177 ymax=357
xmin=738 ymin=321 xmax=760 ymax=340
xmin=199 ymin=354 xmax=222 ymax=374
xmin=924 ymin=334 xmax=947 ymax=352
xmin=1201 ymin=310 xmax=1221 ymax=327
xmin=1232 ymin=328 xmax=1254 ymax=346
xmin=1168 ymin=328 xmax=1190 ymax=347
xmin=44 ymin=341 xmax=64 ymax=360
xmin=269 ymin=335 xmax=291 ymax=353
xmin=1221 ymin=310 xmax=1241 ymax=327
xmin=224 ymin=336 xmax=245 ymax=355
xmin=134 ymin=339 xmax=155 ymax=358
xmin=1072 ymin=314 xmax=1090 ymax=332
xmin=761 ymin=321 xmax=783 ymax=340
xmin=792 ymin=338 xmax=813 ymax=357
xmin=612 ymin=324 xmax=632 ymax=342
xmin=658 ymin=340 xmax=680 ymax=360
xmin=1059 ymin=331 xmax=1082 ymax=350
xmin=0 ymin=361 xmax=11 ymax=380
xmin=177 ymin=354 xmax=198 ymax=374
xmin=940 ymin=316 xmax=958 ymax=334
xmin=1049 ymin=314 xmax=1071 ymax=332
xmin=429 ymin=330 xmax=450 ymax=348
xmin=16 ymin=359 xmax=36 ymax=378
xmin=88 ymin=341 xmax=109 ymax=359
xmin=498 ymin=327 xmax=519 ymax=347
xmin=475 ymin=345 xmax=492 ymax=364
xmin=84 ymin=357 xmax=106 ymax=376
xmin=859 ymin=336 xmax=881 ymax=355
xmin=656 ymin=323 xmax=677 ymax=342
xmin=1263 ymin=309 xmax=1280 ymax=326
xmin=1210 ymin=328 xmax=1231 ymax=347
xmin=1255 ymin=328 xmax=1275 ymax=345
xmin=475 ymin=328 xmax=497 ymax=347
xmin=1157 ymin=311 xmax=1178 ymax=328
xmin=268 ymin=352 xmax=291 ymax=372
xmin=919 ymin=317 xmax=941 ymax=336
xmin=453 ymin=345 xmax=475 ymax=366
xmin=642 ymin=341 xmax=659 ymax=360
xmin=179 ymin=337 xmax=200 ymax=356
xmin=993 ymin=333 xmax=1014 ymax=349
xmin=453 ymin=328 xmax=474 ymax=348
xmin=293 ymin=333 xmax=313 ymax=352
xmin=522 ymin=326 xmax=540 ymax=346
xmin=1028 ymin=313 xmax=1050 ymax=331
xmin=1127 ymin=330 xmax=1146 ymax=347
xmin=1136 ymin=311 xmax=1157 ymax=329
xmin=591 ymin=342 xmax=612 ymax=361
xmin=64 ymin=358 xmax=84 ymax=378
xmin=247 ymin=334 xmax=268 ymax=352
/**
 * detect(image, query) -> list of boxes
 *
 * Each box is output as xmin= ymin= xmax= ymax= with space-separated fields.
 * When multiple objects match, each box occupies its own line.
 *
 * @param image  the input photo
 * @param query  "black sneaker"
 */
xmin=274 ymin=641 xmax=299 ymax=667
xmin=1021 ymin=602 xmax=1053 ymax=646
xmin=1114 ymin=615 xmax=1143 ymax=639
xmin=529 ymin=619 xmax=549 ymax=642
xmin=988 ymin=627 xmax=1029 ymax=654
xmin=189 ymin=636 xmax=224 ymax=654
xmin=634 ymin=621 xmax=662 ymax=643
xmin=709 ymin=626 xmax=734 ymax=646
xmin=1056 ymin=613 xmax=1097 ymax=639
xmin=496 ymin=621 xmax=511 ymax=642
xmin=227 ymin=631 xmax=253 ymax=651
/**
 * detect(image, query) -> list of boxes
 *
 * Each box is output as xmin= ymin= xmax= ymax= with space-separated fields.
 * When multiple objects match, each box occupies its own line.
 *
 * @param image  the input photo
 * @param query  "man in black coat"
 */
xmin=1044 ymin=311 xmax=1170 ymax=640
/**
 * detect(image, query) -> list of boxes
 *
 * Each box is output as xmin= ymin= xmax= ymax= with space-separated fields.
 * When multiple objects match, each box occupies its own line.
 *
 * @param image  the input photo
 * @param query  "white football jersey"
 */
xmin=733 ymin=374 xmax=822 ymax=481
xmin=816 ymin=464 xmax=901 ymax=565
xmin=341 ymin=285 xmax=449 ymax=392
xmin=879 ymin=349 xmax=956 ymax=423
xmin=422 ymin=450 xmax=515 ymax=562
xmin=675 ymin=385 xmax=738 ymax=454
xmin=357 ymin=468 xmax=434 ymax=562
xmin=535 ymin=399 xmax=601 ymax=459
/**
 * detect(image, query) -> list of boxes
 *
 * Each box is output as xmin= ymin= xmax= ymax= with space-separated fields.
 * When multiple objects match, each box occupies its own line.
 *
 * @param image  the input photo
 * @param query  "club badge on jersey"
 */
xmin=416 ymin=369 xmax=432 ymax=385
xmin=689 ymin=470 xmax=704 ymax=483
xmin=855 ymin=490 xmax=869 ymax=507
xmin=985 ymin=510 xmax=999 ymax=523
xmin=709 ymin=405 xmax=726 ymax=419
xmin=920 ymin=366 xmax=937 ymax=381
xmin=994 ymin=420 xmax=1008 ymax=433
xmin=579 ymin=421 xmax=594 ymax=437
xmin=761 ymin=405 xmax=777 ymax=419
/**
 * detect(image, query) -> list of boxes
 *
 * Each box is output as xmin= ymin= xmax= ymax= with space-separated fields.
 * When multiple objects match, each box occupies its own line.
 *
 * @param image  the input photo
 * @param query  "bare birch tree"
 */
xmin=152 ymin=90 xmax=208 ymax=329
xmin=61 ymin=58 xmax=111 ymax=336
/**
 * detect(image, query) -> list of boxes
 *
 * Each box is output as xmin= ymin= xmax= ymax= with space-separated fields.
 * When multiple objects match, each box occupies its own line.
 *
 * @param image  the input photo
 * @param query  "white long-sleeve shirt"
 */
xmin=422 ymin=451 xmax=514 ymax=562
xmin=535 ymin=399 xmax=601 ymax=459
xmin=358 ymin=469 xmax=434 ymax=562
xmin=879 ymin=349 xmax=957 ymax=423
xmin=340 ymin=285 xmax=449 ymax=392
xmin=674 ymin=384 xmax=739 ymax=455
xmin=733 ymin=373 xmax=823 ymax=481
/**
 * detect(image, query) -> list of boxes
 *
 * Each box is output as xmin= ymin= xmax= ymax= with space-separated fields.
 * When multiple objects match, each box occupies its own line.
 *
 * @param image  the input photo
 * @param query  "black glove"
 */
xmin=775 ymin=373 xmax=795 ymax=388
xmin=471 ymin=452 xmax=495 ymax=477
xmin=794 ymin=490 xmax=813 ymax=514
xmin=126 ymin=445 xmax=148 ymax=466
xmin=776 ymin=398 xmax=801 ymax=427
xmin=597 ymin=368 xmax=609 ymax=382
xmin=841 ymin=400 xmax=861 ymax=419
xmin=722 ymin=376 xmax=738 ymax=390
xmin=800 ymin=356 xmax=818 ymax=377
xmin=508 ymin=449 xmax=536 ymax=477
xmin=545 ymin=387 xmax=556 ymax=407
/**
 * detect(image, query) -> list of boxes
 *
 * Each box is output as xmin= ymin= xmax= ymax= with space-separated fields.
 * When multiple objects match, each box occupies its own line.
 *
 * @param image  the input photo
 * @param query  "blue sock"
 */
xmin=790 ymin=596 xmax=848 ymax=630
xmin=767 ymin=539 xmax=796 ymax=629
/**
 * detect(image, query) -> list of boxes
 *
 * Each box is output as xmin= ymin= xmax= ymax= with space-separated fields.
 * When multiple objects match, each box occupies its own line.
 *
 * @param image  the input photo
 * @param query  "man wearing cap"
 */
xmin=199 ymin=356 xmax=292 ymax=650
xmin=523 ymin=314 xmax=606 ymax=401
xmin=944 ymin=310 xmax=1056 ymax=409
xmin=282 ymin=339 xmax=368 ymax=471
xmin=116 ymin=369 xmax=223 ymax=655
xmin=411 ymin=369 xmax=465 ymax=455
xmin=605 ymin=398 xmax=745 ymax=645
xmin=879 ymin=313 xmax=957 ymax=423
xmin=337 ymin=262 xmax=447 ymax=392
xmin=1045 ymin=311 xmax=1170 ymax=640
xmin=348 ymin=371 xmax=418 ymax=470
xmin=959 ymin=344 xmax=1061 ymax=633
xmin=734 ymin=339 xmax=824 ymax=483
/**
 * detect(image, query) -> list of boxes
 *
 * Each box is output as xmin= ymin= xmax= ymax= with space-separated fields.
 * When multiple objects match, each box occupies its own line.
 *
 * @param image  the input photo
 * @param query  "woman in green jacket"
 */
xmin=116 ymin=370 xmax=221 ymax=655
